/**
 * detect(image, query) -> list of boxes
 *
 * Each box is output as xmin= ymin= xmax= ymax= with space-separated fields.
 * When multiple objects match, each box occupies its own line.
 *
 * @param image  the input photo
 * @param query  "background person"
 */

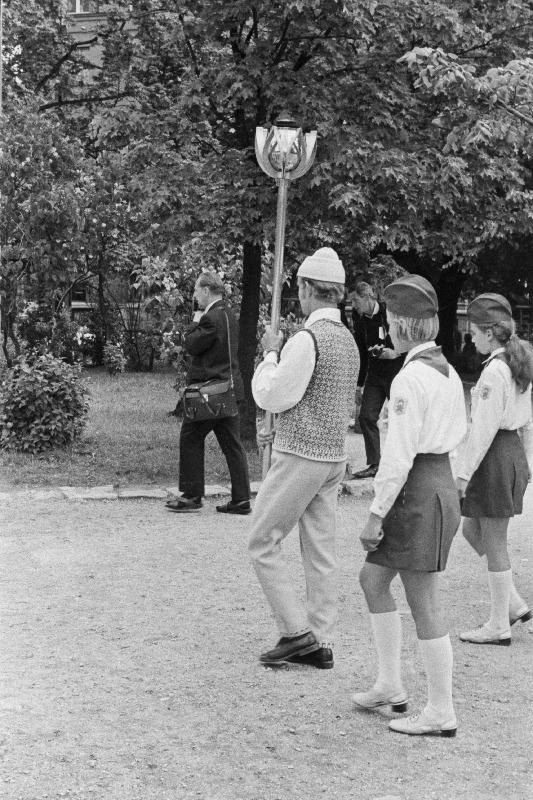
xmin=166 ymin=272 xmax=251 ymax=515
xmin=456 ymin=294 xmax=533 ymax=645
xmin=456 ymin=331 xmax=481 ymax=376
xmin=349 ymin=282 xmax=405 ymax=479
xmin=354 ymin=274 xmax=467 ymax=737
xmin=249 ymin=248 xmax=359 ymax=669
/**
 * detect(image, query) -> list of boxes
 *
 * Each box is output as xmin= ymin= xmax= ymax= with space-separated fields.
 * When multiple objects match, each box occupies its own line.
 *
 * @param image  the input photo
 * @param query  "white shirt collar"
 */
xmin=204 ymin=298 xmax=222 ymax=314
xmin=482 ymin=346 xmax=505 ymax=366
xmin=304 ymin=307 xmax=341 ymax=328
xmin=364 ymin=300 xmax=380 ymax=318
xmin=403 ymin=341 xmax=436 ymax=365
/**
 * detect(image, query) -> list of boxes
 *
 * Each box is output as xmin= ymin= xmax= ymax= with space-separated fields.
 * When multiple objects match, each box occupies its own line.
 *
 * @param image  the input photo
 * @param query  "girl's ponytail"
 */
xmin=505 ymin=335 xmax=533 ymax=393
xmin=495 ymin=323 xmax=533 ymax=392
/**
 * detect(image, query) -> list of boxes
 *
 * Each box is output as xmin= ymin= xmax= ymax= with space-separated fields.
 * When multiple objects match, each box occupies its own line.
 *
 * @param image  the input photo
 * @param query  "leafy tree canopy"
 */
xmin=3 ymin=0 xmax=533 ymax=423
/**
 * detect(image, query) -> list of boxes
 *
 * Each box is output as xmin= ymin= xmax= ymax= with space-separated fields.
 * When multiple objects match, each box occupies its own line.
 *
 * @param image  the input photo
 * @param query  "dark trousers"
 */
xmin=179 ymin=407 xmax=250 ymax=502
xmin=359 ymin=374 xmax=393 ymax=467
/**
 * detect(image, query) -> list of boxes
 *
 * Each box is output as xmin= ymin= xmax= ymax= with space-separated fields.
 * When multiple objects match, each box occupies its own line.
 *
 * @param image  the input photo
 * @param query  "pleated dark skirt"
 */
xmin=462 ymin=429 xmax=528 ymax=518
xmin=366 ymin=453 xmax=461 ymax=572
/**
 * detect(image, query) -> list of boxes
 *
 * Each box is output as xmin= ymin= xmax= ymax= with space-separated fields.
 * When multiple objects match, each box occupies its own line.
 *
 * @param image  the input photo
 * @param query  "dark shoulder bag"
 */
xmin=182 ymin=311 xmax=238 ymax=421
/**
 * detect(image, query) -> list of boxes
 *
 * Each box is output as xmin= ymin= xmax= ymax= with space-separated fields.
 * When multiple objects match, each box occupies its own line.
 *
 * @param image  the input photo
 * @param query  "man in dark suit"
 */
xmin=166 ymin=272 xmax=251 ymax=514
xmin=350 ymin=281 xmax=405 ymax=478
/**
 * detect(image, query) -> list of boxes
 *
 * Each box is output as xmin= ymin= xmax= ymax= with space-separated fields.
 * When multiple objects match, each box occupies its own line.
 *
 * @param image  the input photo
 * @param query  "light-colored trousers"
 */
xmin=248 ymin=450 xmax=346 ymax=648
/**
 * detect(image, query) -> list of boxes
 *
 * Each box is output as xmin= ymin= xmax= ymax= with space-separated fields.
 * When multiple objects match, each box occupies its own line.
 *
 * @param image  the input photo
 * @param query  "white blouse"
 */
xmin=457 ymin=348 xmax=533 ymax=481
xmin=370 ymin=342 xmax=468 ymax=518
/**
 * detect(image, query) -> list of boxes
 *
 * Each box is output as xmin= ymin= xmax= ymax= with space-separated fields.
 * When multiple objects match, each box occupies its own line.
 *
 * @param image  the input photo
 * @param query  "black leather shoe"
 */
xmin=352 ymin=465 xmax=378 ymax=479
xmin=166 ymin=496 xmax=203 ymax=512
xmin=260 ymin=632 xmax=319 ymax=665
xmin=216 ymin=500 xmax=251 ymax=515
xmin=287 ymin=647 xmax=334 ymax=669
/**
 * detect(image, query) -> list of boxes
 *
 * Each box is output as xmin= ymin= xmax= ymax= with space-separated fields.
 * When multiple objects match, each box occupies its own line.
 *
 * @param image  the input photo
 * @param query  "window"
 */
xmin=67 ymin=1 xmax=99 ymax=13
xmin=71 ymin=286 xmax=88 ymax=303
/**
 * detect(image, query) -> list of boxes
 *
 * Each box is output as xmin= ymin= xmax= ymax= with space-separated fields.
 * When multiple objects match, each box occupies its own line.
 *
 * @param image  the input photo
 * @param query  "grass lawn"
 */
xmin=0 ymin=368 xmax=261 ymax=489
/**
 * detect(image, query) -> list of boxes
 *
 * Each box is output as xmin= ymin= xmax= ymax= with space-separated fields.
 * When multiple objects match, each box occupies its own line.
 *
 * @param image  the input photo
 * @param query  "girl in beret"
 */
xmin=354 ymin=275 xmax=467 ymax=737
xmin=456 ymin=294 xmax=533 ymax=645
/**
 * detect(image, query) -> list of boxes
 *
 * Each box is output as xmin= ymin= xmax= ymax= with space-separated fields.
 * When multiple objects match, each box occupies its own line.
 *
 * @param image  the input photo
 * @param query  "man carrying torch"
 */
xmin=248 ymin=248 xmax=359 ymax=669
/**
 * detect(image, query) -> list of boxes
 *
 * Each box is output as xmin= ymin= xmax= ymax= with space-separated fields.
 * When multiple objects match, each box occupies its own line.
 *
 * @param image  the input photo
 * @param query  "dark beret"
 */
xmin=467 ymin=293 xmax=512 ymax=325
xmin=383 ymin=274 xmax=438 ymax=319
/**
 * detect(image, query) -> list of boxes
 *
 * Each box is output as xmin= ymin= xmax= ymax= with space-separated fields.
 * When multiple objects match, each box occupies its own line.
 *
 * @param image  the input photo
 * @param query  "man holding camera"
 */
xmin=350 ymin=281 xmax=405 ymax=479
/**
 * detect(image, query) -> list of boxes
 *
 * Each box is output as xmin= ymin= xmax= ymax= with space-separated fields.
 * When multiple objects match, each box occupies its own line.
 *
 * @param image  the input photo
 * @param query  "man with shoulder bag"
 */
xmin=166 ymin=272 xmax=251 ymax=515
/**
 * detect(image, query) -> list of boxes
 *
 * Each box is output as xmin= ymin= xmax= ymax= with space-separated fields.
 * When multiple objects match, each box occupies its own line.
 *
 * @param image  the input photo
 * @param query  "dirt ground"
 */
xmin=1 ymin=477 xmax=532 ymax=800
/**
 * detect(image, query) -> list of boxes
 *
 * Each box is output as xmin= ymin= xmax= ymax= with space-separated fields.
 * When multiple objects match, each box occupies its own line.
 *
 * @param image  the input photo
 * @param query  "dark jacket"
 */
xmin=352 ymin=301 xmax=405 ymax=387
xmin=184 ymin=299 xmax=245 ymax=401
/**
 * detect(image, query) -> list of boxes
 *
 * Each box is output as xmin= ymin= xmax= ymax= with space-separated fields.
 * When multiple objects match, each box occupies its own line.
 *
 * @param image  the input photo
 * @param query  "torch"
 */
xmin=255 ymin=113 xmax=317 ymax=477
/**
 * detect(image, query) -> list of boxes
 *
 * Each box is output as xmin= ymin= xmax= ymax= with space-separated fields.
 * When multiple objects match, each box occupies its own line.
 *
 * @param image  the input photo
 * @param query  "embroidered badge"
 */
xmin=480 ymin=386 xmax=492 ymax=401
xmin=394 ymin=397 xmax=408 ymax=415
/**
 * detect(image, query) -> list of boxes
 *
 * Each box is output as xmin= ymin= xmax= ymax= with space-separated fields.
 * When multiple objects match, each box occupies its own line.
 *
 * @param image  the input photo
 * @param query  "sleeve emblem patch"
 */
xmin=480 ymin=386 xmax=492 ymax=400
xmin=394 ymin=397 xmax=408 ymax=415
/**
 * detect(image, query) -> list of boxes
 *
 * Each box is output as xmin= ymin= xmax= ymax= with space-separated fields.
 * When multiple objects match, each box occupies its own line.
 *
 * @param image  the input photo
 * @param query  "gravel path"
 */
xmin=1 ymin=476 xmax=532 ymax=800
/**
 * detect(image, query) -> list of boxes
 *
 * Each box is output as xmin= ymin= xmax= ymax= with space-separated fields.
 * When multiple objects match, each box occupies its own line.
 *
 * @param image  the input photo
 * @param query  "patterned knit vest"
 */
xmin=274 ymin=319 xmax=359 ymax=462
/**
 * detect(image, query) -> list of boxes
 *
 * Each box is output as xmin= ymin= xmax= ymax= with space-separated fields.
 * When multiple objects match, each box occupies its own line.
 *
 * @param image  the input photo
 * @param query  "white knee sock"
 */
xmin=369 ymin=610 xmax=403 ymax=693
xmin=487 ymin=569 xmax=512 ymax=631
xmin=509 ymin=580 xmax=527 ymax=616
xmin=419 ymin=635 xmax=454 ymax=721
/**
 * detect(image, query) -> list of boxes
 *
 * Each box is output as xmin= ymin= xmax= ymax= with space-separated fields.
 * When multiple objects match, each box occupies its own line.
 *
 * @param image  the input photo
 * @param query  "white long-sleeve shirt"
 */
xmin=370 ymin=342 xmax=468 ymax=518
xmin=252 ymin=308 xmax=341 ymax=413
xmin=457 ymin=348 xmax=533 ymax=481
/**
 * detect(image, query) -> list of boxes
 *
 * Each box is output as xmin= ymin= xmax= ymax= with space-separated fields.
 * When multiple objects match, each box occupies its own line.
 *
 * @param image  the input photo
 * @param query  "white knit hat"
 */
xmin=297 ymin=247 xmax=345 ymax=284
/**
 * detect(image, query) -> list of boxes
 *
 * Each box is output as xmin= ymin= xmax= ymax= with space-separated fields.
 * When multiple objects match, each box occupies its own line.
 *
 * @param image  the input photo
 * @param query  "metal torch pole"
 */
xmin=262 ymin=176 xmax=288 ymax=478
xmin=0 ymin=0 xmax=3 ymax=338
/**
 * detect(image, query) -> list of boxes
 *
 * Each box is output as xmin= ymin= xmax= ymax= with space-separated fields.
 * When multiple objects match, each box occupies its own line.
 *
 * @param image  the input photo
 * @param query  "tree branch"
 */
xmin=495 ymin=99 xmax=533 ymax=128
xmin=35 ymin=38 xmax=99 ymax=93
xmin=457 ymin=21 xmax=533 ymax=56
xmin=293 ymin=27 xmax=333 ymax=72
xmin=272 ymin=17 xmax=292 ymax=64
xmin=244 ymin=7 xmax=259 ymax=45
xmin=39 ymin=92 xmax=131 ymax=111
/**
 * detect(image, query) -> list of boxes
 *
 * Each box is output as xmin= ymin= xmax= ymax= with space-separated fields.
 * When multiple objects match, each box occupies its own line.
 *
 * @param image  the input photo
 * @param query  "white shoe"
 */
xmin=389 ymin=709 xmax=457 ymax=737
xmin=459 ymin=624 xmax=511 ymax=646
xmin=352 ymin=686 xmax=408 ymax=713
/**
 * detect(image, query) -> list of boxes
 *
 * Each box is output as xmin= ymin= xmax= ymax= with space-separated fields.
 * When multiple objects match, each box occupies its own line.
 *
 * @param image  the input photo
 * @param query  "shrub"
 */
xmin=103 ymin=342 xmax=127 ymax=376
xmin=0 ymin=353 xmax=90 ymax=453
xmin=18 ymin=304 xmax=80 ymax=363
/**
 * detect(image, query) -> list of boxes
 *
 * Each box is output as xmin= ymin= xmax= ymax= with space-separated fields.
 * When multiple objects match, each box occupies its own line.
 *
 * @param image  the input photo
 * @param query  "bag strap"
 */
xmin=223 ymin=308 xmax=235 ymax=389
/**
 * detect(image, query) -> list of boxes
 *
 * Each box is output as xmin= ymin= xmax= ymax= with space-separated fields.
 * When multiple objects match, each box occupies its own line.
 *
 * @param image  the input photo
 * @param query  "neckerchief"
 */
xmin=405 ymin=346 xmax=449 ymax=377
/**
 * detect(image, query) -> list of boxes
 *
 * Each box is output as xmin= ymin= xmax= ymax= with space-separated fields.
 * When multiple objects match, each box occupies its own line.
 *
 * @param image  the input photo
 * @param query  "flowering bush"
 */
xmin=76 ymin=325 xmax=97 ymax=360
xmin=103 ymin=342 xmax=127 ymax=376
xmin=0 ymin=353 xmax=89 ymax=453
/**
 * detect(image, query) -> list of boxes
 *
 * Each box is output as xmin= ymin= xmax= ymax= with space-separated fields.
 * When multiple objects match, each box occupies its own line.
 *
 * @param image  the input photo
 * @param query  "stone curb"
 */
xmin=340 ymin=478 xmax=375 ymax=499
xmin=0 ymin=479 xmax=372 ymax=502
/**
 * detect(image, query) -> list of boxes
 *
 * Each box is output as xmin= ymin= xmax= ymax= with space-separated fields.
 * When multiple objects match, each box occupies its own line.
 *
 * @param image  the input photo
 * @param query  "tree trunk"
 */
xmin=94 ymin=273 xmax=106 ymax=366
xmin=435 ymin=266 xmax=467 ymax=362
xmin=238 ymin=240 xmax=262 ymax=442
